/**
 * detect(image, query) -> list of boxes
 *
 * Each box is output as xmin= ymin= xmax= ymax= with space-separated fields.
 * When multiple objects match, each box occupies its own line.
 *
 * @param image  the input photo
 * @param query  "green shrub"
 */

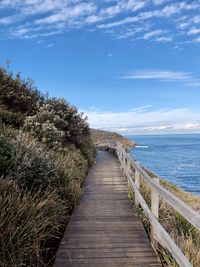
xmin=0 ymin=136 xmax=14 ymax=176
xmin=0 ymin=107 xmax=25 ymax=127
xmin=9 ymin=133 xmax=61 ymax=191
xmin=24 ymin=104 xmax=66 ymax=149
xmin=0 ymin=67 xmax=43 ymax=115
xmin=0 ymin=179 xmax=68 ymax=266
xmin=0 ymin=129 xmax=89 ymax=199
xmin=23 ymin=99 xmax=95 ymax=164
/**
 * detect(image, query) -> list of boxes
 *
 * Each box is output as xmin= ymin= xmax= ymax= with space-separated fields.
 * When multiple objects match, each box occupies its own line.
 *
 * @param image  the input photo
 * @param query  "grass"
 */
xmin=0 ymin=179 xmax=68 ymax=267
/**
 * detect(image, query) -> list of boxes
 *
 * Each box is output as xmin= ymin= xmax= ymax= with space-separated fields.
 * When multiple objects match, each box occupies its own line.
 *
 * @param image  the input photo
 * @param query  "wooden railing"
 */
xmin=97 ymin=142 xmax=200 ymax=267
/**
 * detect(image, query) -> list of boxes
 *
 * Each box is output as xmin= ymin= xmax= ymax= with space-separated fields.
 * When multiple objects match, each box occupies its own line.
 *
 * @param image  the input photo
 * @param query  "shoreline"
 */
xmin=127 ymin=134 xmax=200 ymax=197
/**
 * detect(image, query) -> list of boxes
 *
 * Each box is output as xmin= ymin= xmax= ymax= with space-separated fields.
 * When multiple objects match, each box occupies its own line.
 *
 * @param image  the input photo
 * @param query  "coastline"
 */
xmin=128 ymin=134 xmax=200 ymax=196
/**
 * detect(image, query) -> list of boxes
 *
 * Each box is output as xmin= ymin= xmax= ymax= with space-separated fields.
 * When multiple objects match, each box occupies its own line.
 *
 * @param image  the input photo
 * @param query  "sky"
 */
xmin=0 ymin=0 xmax=200 ymax=135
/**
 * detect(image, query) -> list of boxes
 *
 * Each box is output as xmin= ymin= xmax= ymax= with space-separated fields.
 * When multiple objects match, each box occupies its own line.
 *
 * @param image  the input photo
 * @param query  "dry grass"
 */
xmin=0 ymin=179 xmax=68 ymax=267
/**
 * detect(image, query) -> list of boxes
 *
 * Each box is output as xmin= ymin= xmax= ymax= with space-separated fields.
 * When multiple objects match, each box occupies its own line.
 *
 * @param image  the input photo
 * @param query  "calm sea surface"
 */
xmin=128 ymin=134 xmax=200 ymax=196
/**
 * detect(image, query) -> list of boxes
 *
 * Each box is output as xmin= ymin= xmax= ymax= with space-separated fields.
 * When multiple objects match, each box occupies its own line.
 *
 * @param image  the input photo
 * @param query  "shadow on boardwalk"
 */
xmin=54 ymin=151 xmax=161 ymax=267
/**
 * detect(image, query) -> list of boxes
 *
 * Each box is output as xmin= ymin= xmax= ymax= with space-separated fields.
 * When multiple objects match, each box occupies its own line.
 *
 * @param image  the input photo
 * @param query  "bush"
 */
xmin=0 ymin=107 xmax=25 ymax=127
xmin=0 ymin=136 xmax=14 ymax=176
xmin=23 ymin=99 xmax=95 ymax=164
xmin=24 ymin=104 xmax=66 ymax=149
xmin=0 ymin=67 xmax=43 ymax=115
xmin=0 ymin=179 xmax=68 ymax=267
xmin=7 ymin=133 xmax=60 ymax=191
xmin=0 ymin=130 xmax=89 ymax=198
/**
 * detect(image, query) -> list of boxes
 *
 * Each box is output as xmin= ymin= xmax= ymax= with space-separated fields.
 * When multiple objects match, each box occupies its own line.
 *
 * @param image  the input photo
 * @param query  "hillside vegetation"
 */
xmin=91 ymin=128 xmax=136 ymax=147
xmin=0 ymin=66 xmax=95 ymax=266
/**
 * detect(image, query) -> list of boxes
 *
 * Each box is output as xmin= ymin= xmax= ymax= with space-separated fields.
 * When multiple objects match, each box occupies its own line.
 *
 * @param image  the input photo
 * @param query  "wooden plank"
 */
xmin=55 ymin=258 xmax=160 ymax=266
xmin=54 ymin=151 xmax=161 ymax=267
xmin=56 ymin=250 xmax=157 ymax=259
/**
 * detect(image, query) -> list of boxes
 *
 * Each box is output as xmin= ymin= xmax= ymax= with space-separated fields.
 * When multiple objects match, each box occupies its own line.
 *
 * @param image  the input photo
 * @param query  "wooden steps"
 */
xmin=54 ymin=151 xmax=161 ymax=267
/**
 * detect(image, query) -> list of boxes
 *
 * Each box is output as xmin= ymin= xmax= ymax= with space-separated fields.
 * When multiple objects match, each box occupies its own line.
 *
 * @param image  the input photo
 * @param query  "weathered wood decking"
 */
xmin=54 ymin=151 xmax=161 ymax=267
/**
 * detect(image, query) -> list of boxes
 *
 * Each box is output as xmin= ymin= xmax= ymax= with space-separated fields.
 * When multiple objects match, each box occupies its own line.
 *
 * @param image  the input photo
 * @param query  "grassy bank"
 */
xmin=129 ymin=167 xmax=200 ymax=267
xmin=0 ymin=66 xmax=95 ymax=266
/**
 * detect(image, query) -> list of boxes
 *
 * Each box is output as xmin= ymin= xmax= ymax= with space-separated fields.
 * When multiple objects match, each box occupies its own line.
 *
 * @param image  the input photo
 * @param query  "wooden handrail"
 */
xmin=98 ymin=141 xmax=200 ymax=267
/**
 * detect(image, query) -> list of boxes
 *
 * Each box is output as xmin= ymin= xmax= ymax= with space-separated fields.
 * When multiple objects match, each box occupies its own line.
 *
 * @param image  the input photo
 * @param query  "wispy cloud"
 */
xmin=82 ymin=106 xmax=200 ymax=134
xmin=185 ymin=82 xmax=200 ymax=87
xmin=0 ymin=15 xmax=19 ymax=25
xmin=34 ymin=3 xmax=96 ymax=25
xmin=47 ymin=43 xmax=55 ymax=48
xmin=155 ymin=36 xmax=173 ymax=42
xmin=121 ymin=70 xmax=192 ymax=81
xmin=187 ymin=27 xmax=200 ymax=35
xmin=143 ymin=29 xmax=165 ymax=40
xmin=191 ymin=37 xmax=200 ymax=43
xmin=153 ymin=0 xmax=172 ymax=5
xmin=1 ymin=0 xmax=200 ymax=44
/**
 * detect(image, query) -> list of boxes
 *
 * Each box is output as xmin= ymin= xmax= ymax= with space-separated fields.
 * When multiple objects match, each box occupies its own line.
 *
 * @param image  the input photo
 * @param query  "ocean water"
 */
xmin=128 ymin=134 xmax=200 ymax=196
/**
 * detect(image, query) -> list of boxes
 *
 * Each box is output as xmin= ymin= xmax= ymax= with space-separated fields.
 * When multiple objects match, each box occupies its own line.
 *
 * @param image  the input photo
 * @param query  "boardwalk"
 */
xmin=54 ymin=151 xmax=161 ymax=267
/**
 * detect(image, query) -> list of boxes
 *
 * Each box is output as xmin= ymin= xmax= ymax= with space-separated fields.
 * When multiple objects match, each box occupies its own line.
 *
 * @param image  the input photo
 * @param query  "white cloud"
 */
xmin=187 ymin=27 xmax=200 ymax=35
xmin=192 ymin=15 xmax=200 ymax=24
xmin=10 ymin=27 xmax=30 ymax=37
xmin=47 ymin=43 xmax=55 ymax=48
xmin=35 ymin=3 xmax=96 ymax=25
xmin=153 ymin=0 xmax=171 ymax=5
xmin=121 ymin=70 xmax=192 ymax=81
xmin=1 ymin=0 xmax=68 ymax=15
xmin=192 ymin=37 xmax=200 ymax=43
xmin=114 ymin=25 xmax=150 ymax=39
xmin=1 ymin=0 xmax=200 ymax=44
xmin=98 ymin=2 xmax=200 ymax=29
xmin=185 ymin=82 xmax=200 ymax=87
xmin=0 ymin=16 xmax=18 ymax=25
xmin=177 ymin=22 xmax=190 ymax=30
xmin=155 ymin=36 xmax=172 ymax=42
xmin=82 ymin=106 xmax=200 ymax=134
xmin=143 ymin=29 xmax=164 ymax=39
xmin=100 ymin=0 xmax=147 ymax=16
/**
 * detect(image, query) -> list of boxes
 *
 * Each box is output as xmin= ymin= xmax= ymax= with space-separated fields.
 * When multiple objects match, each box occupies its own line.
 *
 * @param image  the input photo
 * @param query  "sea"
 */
xmin=127 ymin=134 xmax=200 ymax=196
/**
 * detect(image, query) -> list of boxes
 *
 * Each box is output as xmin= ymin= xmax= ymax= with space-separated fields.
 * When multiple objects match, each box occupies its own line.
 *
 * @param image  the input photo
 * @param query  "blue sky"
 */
xmin=0 ymin=0 xmax=200 ymax=134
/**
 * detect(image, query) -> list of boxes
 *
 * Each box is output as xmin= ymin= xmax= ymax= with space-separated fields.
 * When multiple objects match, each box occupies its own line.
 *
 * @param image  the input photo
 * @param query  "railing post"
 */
xmin=150 ymin=177 xmax=160 ymax=246
xmin=120 ymin=148 xmax=125 ymax=170
xmin=135 ymin=170 xmax=140 ymax=207
xmin=120 ymin=149 xmax=123 ymax=169
xmin=127 ymin=160 xmax=131 ymax=174
xmin=123 ymin=153 xmax=126 ymax=170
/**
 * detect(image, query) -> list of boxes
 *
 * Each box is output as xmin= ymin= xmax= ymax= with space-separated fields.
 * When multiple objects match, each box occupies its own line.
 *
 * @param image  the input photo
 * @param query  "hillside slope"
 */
xmin=91 ymin=128 xmax=136 ymax=147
